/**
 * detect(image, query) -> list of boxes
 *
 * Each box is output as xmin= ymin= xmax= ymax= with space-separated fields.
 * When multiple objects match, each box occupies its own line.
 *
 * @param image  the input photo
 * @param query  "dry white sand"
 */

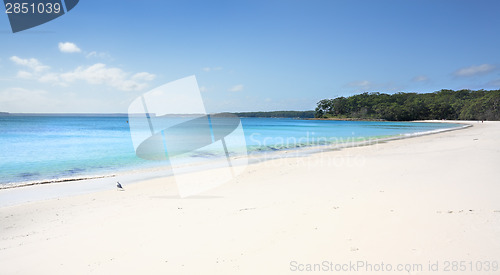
xmin=1 ymin=121 xmax=499 ymax=274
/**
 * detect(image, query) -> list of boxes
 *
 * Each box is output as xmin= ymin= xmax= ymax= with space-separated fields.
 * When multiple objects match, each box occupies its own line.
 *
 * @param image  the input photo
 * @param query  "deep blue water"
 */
xmin=0 ymin=115 xmax=462 ymax=186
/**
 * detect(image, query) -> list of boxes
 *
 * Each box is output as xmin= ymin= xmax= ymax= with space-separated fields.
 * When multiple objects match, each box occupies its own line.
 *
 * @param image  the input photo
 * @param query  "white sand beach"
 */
xmin=1 ymin=121 xmax=499 ymax=274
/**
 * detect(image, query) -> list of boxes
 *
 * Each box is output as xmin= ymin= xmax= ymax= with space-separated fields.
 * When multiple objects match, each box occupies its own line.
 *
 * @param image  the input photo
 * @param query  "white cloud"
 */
xmin=17 ymin=70 xmax=33 ymax=79
xmin=60 ymin=63 xmax=155 ymax=91
xmin=454 ymin=64 xmax=496 ymax=77
xmin=345 ymin=80 xmax=403 ymax=92
xmin=86 ymin=51 xmax=111 ymax=59
xmin=0 ymin=87 xmax=62 ymax=112
xmin=199 ymin=86 xmax=208 ymax=92
xmin=228 ymin=84 xmax=244 ymax=92
xmin=412 ymin=75 xmax=429 ymax=82
xmin=38 ymin=73 xmax=63 ymax=84
xmin=10 ymin=56 xmax=156 ymax=91
xmin=202 ymin=67 xmax=222 ymax=72
xmin=10 ymin=56 xmax=49 ymax=72
xmin=0 ymin=87 xmax=115 ymax=113
xmin=347 ymin=80 xmax=372 ymax=89
xmin=132 ymin=72 xmax=156 ymax=81
xmin=58 ymin=42 xmax=81 ymax=53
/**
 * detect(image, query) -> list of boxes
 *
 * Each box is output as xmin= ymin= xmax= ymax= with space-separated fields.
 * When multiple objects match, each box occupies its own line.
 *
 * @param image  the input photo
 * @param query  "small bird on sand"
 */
xmin=117 ymin=181 xmax=124 ymax=191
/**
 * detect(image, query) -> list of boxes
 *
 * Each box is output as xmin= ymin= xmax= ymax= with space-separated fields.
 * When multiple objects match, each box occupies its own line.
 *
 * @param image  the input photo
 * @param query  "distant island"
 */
xmin=315 ymin=89 xmax=500 ymax=121
xmin=233 ymin=111 xmax=314 ymax=118
xmin=0 ymin=112 xmax=315 ymax=119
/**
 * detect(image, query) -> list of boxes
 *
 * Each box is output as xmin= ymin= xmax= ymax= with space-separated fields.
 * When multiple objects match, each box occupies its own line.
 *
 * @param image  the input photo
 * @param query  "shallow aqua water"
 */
xmin=0 ymin=115 xmax=461 ymax=185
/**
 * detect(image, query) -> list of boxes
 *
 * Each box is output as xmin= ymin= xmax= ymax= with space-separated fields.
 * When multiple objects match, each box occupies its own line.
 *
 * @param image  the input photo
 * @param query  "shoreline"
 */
xmin=0 ymin=121 xmax=467 ymax=193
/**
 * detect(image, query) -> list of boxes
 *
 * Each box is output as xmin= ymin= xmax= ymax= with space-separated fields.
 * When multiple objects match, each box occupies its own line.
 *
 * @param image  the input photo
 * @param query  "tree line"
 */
xmin=315 ymin=89 xmax=500 ymax=121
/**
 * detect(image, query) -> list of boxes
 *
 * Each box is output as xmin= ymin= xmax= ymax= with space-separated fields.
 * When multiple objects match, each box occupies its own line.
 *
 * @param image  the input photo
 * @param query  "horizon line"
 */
xmin=0 ymin=110 xmax=315 ymax=116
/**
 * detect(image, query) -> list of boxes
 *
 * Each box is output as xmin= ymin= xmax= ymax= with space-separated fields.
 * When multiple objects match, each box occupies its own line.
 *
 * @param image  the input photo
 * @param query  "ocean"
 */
xmin=0 ymin=115 xmax=463 ymax=187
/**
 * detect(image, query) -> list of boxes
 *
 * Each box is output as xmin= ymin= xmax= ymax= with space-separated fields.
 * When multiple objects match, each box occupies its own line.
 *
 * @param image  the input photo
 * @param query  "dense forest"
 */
xmin=315 ymin=89 xmax=500 ymax=121
xmin=234 ymin=111 xmax=315 ymax=118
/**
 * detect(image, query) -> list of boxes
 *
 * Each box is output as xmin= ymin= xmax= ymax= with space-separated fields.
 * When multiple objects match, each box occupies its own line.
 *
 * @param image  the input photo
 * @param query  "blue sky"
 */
xmin=0 ymin=0 xmax=499 ymax=113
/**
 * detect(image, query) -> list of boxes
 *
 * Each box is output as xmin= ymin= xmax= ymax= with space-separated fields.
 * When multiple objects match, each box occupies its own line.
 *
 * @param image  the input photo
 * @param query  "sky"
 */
xmin=0 ymin=0 xmax=499 ymax=113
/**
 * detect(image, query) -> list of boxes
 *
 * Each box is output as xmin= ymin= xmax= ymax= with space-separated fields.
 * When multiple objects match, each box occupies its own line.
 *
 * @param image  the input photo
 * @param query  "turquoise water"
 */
xmin=0 ymin=115 xmax=462 ymax=186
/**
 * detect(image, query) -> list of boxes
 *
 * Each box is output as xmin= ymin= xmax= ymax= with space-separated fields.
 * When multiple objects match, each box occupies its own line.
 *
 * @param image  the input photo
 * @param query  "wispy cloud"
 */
xmin=10 ymin=57 xmax=156 ymax=91
xmin=454 ymin=64 xmax=496 ymax=77
xmin=347 ymin=80 xmax=373 ymax=89
xmin=17 ymin=70 xmax=34 ymax=79
xmin=38 ymin=73 xmax=61 ymax=84
xmin=0 ymin=87 xmax=61 ymax=112
xmin=86 ymin=51 xmax=111 ymax=59
xmin=412 ymin=75 xmax=429 ymax=82
xmin=228 ymin=84 xmax=244 ymax=92
xmin=202 ymin=67 xmax=222 ymax=72
xmin=131 ymin=72 xmax=156 ymax=82
xmin=60 ymin=64 xmax=156 ymax=91
xmin=345 ymin=80 xmax=403 ymax=92
xmin=10 ymin=56 xmax=49 ymax=72
xmin=58 ymin=42 xmax=81 ymax=53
